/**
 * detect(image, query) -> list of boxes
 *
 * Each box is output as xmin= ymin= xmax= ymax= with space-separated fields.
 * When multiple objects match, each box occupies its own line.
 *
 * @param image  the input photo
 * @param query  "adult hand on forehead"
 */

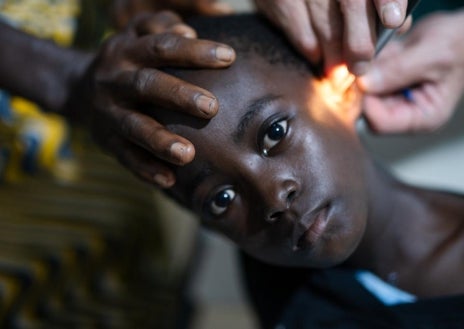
xmin=112 ymin=0 xmax=233 ymax=29
xmin=359 ymin=11 xmax=464 ymax=133
xmin=254 ymin=0 xmax=411 ymax=76
xmin=78 ymin=11 xmax=235 ymax=187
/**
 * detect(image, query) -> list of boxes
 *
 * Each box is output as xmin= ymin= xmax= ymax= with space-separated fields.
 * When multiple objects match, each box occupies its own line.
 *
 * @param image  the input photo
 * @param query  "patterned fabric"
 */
xmin=0 ymin=0 xmax=79 ymax=44
xmin=0 ymin=0 xmax=79 ymax=183
xmin=0 ymin=4 xmax=200 ymax=328
xmin=0 ymin=144 xmax=187 ymax=328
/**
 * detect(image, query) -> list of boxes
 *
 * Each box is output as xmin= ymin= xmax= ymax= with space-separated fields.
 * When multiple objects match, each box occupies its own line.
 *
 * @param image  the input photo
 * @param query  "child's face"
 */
xmin=166 ymin=55 xmax=368 ymax=268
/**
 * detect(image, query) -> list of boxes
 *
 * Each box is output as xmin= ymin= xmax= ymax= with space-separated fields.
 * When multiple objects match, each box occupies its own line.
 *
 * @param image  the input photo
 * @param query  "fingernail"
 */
xmin=170 ymin=142 xmax=188 ymax=162
xmin=351 ymin=61 xmax=370 ymax=76
xmin=357 ymin=68 xmax=381 ymax=91
xmin=215 ymin=46 xmax=234 ymax=62
xmin=154 ymin=174 xmax=173 ymax=188
xmin=170 ymin=142 xmax=195 ymax=164
xmin=195 ymin=94 xmax=217 ymax=116
xmin=382 ymin=2 xmax=402 ymax=27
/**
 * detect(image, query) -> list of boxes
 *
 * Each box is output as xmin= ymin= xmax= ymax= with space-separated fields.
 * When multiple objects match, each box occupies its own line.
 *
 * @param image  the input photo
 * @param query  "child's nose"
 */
xmin=264 ymin=179 xmax=299 ymax=223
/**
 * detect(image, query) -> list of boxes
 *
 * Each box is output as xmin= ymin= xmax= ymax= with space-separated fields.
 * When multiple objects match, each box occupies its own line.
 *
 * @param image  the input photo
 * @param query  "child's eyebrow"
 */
xmin=188 ymin=163 xmax=214 ymax=205
xmin=232 ymin=94 xmax=282 ymax=144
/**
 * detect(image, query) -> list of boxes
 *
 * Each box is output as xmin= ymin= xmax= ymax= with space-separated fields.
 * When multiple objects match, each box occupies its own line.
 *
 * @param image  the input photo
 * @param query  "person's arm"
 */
xmin=359 ymin=10 xmax=464 ymax=133
xmin=0 ymin=22 xmax=92 ymax=114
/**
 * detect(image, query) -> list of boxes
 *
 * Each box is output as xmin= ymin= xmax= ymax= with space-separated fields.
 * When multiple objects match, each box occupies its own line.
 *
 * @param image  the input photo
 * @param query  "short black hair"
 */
xmin=185 ymin=13 xmax=319 ymax=75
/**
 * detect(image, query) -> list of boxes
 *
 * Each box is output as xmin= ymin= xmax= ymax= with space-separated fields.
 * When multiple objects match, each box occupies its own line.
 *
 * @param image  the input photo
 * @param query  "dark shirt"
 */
xmin=239 ymin=252 xmax=464 ymax=329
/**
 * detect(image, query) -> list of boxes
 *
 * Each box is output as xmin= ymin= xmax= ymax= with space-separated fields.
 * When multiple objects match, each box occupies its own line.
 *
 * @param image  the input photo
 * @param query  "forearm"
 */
xmin=0 ymin=22 xmax=93 ymax=115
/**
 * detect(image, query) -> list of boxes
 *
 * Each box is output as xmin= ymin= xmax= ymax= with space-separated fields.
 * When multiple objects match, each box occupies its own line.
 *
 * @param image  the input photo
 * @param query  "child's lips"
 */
xmin=292 ymin=205 xmax=330 ymax=251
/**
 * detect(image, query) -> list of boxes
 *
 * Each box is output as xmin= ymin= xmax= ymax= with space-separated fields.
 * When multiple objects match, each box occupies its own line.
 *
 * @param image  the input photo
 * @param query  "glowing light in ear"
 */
xmin=329 ymin=65 xmax=356 ymax=93
xmin=312 ymin=64 xmax=357 ymax=111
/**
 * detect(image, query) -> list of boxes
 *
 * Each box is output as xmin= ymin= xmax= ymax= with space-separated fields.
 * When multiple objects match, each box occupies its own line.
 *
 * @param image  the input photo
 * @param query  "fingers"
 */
xmin=127 ymin=33 xmax=235 ymax=68
xmin=363 ymin=94 xmax=422 ymax=133
xmin=256 ymin=0 xmax=320 ymax=63
xmin=361 ymin=12 xmax=464 ymax=135
xmin=373 ymin=0 xmax=408 ymax=28
xmin=105 ymin=134 xmax=178 ymax=188
xmin=103 ymin=104 xmax=196 ymax=165
xmin=256 ymin=0 xmax=410 ymax=76
xmin=362 ymin=90 xmax=447 ymax=134
xmin=133 ymin=10 xmax=196 ymax=38
xmin=308 ymin=0 xmax=343 ymax=72
xmin=358 ymin=41 xmax=432 ymax=94
xmin=283 ymin=0 xmax=321 ymax=63
xmin=114 ymin=68 xmax=219 ymax=117
xmin=338 ymin=0 xmax=377 ymax=75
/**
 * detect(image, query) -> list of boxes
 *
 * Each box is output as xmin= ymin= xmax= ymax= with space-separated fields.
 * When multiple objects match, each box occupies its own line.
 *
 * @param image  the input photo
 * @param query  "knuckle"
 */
xmin=152 ymin=33 xmax=181 ymax=58
xmin=168 ymin=83 xmax=191 ymax=107
xmin=133 ymin=69 xmax=157 ymax=97
xmin=298 ymin=34 xmax=318 ymax=53
xmin=154 ymin=10 xmax=182 ymax=25
xmin=119 ymin=110 xmax=142 ymax=138
xmin=347 ymin=41 xmax=375 ymax=61
xmin=338 ymin=0 xmax=357 ymax=12
xmin=118 ymin=111 xmax=168 ymax=154
xmin=146 ymin=126 xmax=170 ymax=154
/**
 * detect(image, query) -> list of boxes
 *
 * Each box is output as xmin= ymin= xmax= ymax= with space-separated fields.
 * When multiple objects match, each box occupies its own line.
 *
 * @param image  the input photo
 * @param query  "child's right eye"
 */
xmin=208 ymin=188 xmax=236 ymax=216
xmin=261 ymin=119 xmax=288 ymax=155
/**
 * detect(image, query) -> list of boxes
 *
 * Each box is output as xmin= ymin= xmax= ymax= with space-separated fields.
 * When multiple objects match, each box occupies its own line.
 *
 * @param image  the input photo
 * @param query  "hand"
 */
xmin=254 ymin=0 xmax=410 ymax=75
xmin=111 ymin=0 xmax=233 ymax=29
xmin=72 ymin=11 xmax=235 ymax=187
xmin=359 ymin=11 xmax=464 ymax=133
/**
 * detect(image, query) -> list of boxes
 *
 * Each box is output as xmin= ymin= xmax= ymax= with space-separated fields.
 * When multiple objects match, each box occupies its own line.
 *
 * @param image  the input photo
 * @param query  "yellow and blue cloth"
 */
xmin=0 ymin=0 xmax=79 ymax=183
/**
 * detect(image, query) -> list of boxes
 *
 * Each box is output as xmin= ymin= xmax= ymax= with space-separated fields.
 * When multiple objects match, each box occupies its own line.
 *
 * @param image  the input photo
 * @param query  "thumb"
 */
xmin=358 ymin=40 xmax=429 ymax=94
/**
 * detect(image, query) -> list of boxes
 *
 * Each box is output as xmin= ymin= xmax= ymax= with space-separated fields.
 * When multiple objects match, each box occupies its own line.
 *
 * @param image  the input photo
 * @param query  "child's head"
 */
xmin=155 ymin=14 xmax=368 ymax=268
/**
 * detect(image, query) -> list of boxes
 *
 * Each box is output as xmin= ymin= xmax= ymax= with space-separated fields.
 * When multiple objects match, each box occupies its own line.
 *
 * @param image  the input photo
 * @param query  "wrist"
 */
xmin=0 ymin=23 xmax=94 ymax=118
xmin=56 ymin=49 xmax=95 ymax=122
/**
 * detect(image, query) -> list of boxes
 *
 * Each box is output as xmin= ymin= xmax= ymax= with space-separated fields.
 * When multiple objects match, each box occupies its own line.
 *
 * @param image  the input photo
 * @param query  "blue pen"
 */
xmin=401 ymin=88 xmax=414 ymax=102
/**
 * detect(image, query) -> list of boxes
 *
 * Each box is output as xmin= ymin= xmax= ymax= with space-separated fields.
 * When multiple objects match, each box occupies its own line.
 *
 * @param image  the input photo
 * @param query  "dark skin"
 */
xmin=0 ymin=9 xmax=235 ymax=187
xmin=159 ymin=52 xmax=464 ymax=298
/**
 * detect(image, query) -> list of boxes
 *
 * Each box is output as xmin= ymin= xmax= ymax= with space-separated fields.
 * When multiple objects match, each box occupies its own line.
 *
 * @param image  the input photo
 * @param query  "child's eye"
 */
xmin=209 ymin=188 xmax=236 ymax=216
xmin=262 ymin=119 xmax=288 ymax=154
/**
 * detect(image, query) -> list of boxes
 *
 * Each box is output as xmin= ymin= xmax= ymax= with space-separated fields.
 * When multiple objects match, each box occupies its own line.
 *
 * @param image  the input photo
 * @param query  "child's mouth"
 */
xmin=292 ymin=205 xmax=330 ymax=251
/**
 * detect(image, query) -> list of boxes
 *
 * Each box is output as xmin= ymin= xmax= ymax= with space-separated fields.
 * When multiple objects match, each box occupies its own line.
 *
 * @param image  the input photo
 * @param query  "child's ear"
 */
xmin=341 ymin=84 xmax=363 ymax=124
xmin=311 ymin=78 xmax=362 ymax=126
